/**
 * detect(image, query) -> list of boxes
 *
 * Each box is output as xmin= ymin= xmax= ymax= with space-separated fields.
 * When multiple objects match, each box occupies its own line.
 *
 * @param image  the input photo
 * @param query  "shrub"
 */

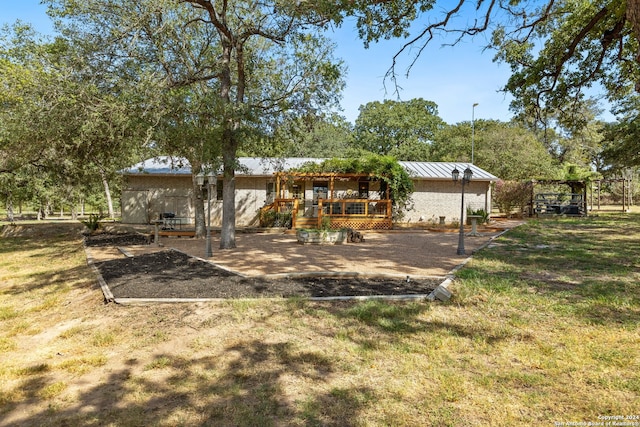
xmin=466 ymin=207 xmax=490 ymax=224
xmin=493 ymin=180 xmax=533 ymax=216
xmin=81 ymin=214 xmax=103 ymax=232
xmin=320 ymin=215 xmax=331 ymax=230
xmin=260 ymin=210 xmax=292 ymax=228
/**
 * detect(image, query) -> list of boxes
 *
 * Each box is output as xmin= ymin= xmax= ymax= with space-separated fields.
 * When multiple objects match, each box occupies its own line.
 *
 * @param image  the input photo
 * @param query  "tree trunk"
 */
xmin=38 ymin=200 xmax=47 ymax=220
xmin=220 ymin=142 xmax=237 ymax=249
xmin=100 ymin=169 xmax=115 ymax=219
xmin=218 ymin=37 xmax=238 ymax=250
xmin=628 ymin=0 xmax=640 ymax=90
xmin=6 ymin=196 xmax=14 ymax=222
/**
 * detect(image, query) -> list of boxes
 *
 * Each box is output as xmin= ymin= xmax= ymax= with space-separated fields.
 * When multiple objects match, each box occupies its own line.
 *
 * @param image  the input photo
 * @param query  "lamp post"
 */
xmin=196 ymin=171 xmax=216 ymax=257
xmin=471 ymin=102 xmax=478 ymax=164
xmin=452 ymin=166 xmax=473 ymax=255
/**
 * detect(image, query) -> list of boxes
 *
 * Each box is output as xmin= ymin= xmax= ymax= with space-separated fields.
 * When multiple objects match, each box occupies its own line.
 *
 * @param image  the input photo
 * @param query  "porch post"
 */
xmin=330 ymin=176 xmax=335 ymax=199
xmin=292 ymin=199 xmax=298 ymax=229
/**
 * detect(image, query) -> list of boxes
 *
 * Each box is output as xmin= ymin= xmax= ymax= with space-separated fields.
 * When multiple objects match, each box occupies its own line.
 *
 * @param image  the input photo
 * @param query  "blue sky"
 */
xmin=2 ymin=1 xmax=517 ymax=125
xmin=330 ymin=17 xmax=514 ymax=124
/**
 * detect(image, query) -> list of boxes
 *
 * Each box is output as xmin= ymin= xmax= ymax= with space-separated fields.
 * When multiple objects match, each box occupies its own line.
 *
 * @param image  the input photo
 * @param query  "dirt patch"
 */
xmin=94 ymin=249 xmax=440 ymax=299
xmin=84 ymin=231 xmax=150 ymax=247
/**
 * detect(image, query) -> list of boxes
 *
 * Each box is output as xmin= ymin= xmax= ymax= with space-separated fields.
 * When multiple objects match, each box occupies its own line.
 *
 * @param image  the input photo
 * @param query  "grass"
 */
xmin=0 ymin=216 xmax=638 ymax=426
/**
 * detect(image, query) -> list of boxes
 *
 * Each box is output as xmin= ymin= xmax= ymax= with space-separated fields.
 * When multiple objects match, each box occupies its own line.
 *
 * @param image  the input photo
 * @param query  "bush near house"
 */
xmin=493 ymin=180 xmax=533 ymax=216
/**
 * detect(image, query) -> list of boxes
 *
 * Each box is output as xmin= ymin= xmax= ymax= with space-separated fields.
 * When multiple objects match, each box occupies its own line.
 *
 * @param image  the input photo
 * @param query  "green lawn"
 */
xmin=0 ymin=215 xmax=638 ymax=426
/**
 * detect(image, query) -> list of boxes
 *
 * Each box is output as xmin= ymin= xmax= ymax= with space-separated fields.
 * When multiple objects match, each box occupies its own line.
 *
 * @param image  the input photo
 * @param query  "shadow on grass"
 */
xmin=2 ymin=340 xmax=373 ymax=427
xmin=455 ymin=214 xmax=640 ymax=326
xmin=0 ymin=233 xmax=95 ymax=297
xmin=317 ymin=299 xmax=530 ymax=349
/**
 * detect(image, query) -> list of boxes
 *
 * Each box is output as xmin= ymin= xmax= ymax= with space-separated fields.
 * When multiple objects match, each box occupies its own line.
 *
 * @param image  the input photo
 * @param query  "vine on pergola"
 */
xmin=291 ymin=155 xmax=414 ymax=212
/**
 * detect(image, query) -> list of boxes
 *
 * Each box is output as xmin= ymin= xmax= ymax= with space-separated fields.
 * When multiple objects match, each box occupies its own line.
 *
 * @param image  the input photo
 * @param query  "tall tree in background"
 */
xmin=432 ymin=120 xmax=555 ymax=180
xmin=601 ymin=97 xmax=640 ymax=169
xmin=0 ymin=23 xmax=151 ymax=217
xmin=0 ymin=25 xmax=50 ymax=177
xmin=269 ymin=113 xmax=353 ymax=158
xmin=352 ymin=98 xmax=443 ymax=160
xmin=514 ymin=100 xmax=608 ymax=172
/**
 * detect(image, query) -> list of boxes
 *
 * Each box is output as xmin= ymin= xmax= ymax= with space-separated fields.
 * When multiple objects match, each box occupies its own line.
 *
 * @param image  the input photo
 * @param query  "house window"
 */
xmin=291 ymin=182 xmax=304 ymax=200
xmin=266 ymin=182 xmax=275 ymax=203
xmin=313 ymin=182 xmax=328 ymax=205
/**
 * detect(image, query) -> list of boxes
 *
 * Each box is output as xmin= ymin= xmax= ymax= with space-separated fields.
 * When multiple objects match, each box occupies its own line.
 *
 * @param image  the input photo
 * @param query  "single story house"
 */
xmin=120 ymin=157 xmax=499 ymax=229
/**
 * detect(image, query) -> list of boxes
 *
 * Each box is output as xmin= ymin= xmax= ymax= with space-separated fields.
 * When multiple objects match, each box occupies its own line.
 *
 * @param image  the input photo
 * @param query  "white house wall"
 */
xmin=121 ymin=175 xmax=194 ymax=224
xmin=121 ymin=175 xmax=493 ymax=227
xmin=403 ymin=180 xmax=493 ymax=224
xmin=231 ymin=177 xmax=273 ymax=226
xmin=121 ymin=174 xmax=272 ymax=227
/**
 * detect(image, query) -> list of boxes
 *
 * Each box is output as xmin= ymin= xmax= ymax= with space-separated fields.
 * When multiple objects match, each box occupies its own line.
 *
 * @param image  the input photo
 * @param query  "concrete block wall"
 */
xmin=402 ymin=180 xmax=492 ymax=225
xmin=122 ymin=174 xmax=272 ymax=227
xmin=121 ymin=175 xmax=195 ymax=224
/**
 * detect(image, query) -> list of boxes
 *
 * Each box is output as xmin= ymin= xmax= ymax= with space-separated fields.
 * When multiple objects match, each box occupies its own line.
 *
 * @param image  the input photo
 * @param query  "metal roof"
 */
xmin=121 ymin=157 xmax=190 ymax=175
xmin=123 ymin=157 xmax=499 ymax=181
xmin=399 ymin=161 xmax=499 ymax=181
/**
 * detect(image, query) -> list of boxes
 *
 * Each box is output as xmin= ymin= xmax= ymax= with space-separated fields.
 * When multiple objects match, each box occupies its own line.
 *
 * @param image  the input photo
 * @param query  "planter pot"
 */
xmin=296 ymin=229 xmax=347 ymax=245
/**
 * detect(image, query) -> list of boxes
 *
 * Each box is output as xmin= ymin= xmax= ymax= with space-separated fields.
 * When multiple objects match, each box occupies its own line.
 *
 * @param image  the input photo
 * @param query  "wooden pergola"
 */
xmin=531 ymin=179 xmax=588 ymax=216
xmin=266 ymin=171 xmax=393 ymax=230
xmin=531 ymin=178 xmax=633 ymax=216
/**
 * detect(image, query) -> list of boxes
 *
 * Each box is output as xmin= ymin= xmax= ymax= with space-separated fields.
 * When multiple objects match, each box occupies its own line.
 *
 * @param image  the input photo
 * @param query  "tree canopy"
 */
xmin=336 ymin=1 xmax=640 ymax=126
xmin=0 ymin=23 xmax=152 ymax=218
xmin=352 ymin=98 xmax=444 ymax=160
xmin=48 ymin=0 xmax=346 ymax=247
xmin=431 ymin=120 xmax=556 ymax=180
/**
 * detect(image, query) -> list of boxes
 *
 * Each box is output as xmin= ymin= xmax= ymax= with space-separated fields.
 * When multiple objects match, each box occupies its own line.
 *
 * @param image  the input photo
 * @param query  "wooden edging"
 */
xmin=113 ymin=293 xmax=437 ymax=305
xmin=84 ymin=246 xmax=115 ymax=303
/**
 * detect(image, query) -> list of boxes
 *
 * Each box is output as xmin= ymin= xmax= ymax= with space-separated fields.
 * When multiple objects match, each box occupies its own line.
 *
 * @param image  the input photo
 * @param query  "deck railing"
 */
xmin=318 ymin=198 xmax=392 ymax=230
xmin=262 ymin=198 xmax=392 ymax=230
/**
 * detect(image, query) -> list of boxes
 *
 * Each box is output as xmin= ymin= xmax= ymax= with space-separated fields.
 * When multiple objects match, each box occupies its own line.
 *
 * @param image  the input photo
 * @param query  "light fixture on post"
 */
xmin=452 ymin=166 xmax=473 ymax=255
xmin=471 ymin=102 xmax=478 ymax=164
xmin=196 ymin=171 xmax=215 ymax=258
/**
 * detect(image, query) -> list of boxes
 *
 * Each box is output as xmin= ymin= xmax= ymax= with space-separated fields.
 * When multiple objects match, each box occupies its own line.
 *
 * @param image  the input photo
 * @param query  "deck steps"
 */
xmin=294 ymin=217 xmax=320 ymax=229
